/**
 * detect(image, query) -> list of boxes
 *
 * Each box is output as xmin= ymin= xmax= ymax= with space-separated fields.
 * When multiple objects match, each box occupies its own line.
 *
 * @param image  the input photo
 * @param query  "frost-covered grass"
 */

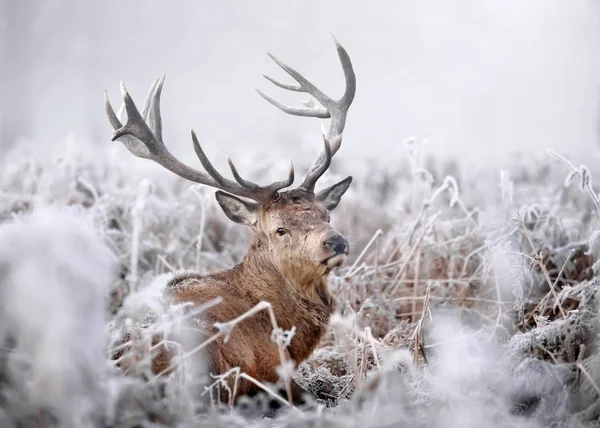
xmin=2 ymin=139 xmax=600 ymax=427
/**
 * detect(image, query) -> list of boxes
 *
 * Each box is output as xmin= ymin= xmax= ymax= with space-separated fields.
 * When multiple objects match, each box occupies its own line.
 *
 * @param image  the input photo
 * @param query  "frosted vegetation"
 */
xmin=1 ymin=138 xmax=600 ymax=427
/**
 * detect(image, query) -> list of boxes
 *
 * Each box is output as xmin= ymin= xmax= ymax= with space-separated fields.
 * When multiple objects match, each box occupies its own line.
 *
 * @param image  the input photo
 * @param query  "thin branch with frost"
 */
xmin=411 ymin=279 xmax=432 ymax=366
xmin=524 ymin=249 xmax=574 ymax=324
xmin=387 ymin=213 xmax=441 ymax=295
xmin=425 ymin=175 xmax=478 ymax=224
xmin=149 ymin=300 xmax=295 ymax=404
xmin=329 ymin=313 xmax=386 ymax=350
xmin=547 ymin=149 xmax=600 ymax=220
xmin=129 ymin=179 xmax=153 ymax=290
xmin=192 ymin=185 xmax=210 ymax=272
xmin=344 ymin=229 xmax=383 ymax=278
xmin=201 ymin=367 xmax=241 ymax=407
xmin=515 ymin=214 xmax=566 ymax=318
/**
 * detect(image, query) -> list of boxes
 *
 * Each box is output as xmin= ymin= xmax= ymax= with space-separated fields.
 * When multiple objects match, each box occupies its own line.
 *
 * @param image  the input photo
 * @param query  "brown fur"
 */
xmin=150 ymin=188 xmax=347 ymax=403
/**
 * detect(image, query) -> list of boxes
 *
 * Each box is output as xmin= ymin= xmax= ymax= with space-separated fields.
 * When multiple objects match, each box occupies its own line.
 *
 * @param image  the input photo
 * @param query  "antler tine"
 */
xmin=256 ymin=90 xmax=330 ymax=119
xmin=105 ymin=77 xmax=293 ymax=204
xmin=141 ymin=74 xmax=164 ymax=139
xmin=140 ymin=75 xmax=159 ymax=121
xmin=257 ymin=35 xmax=356 ymax=192
xmin=226 ymin=156 xmax=295 ymax=196
xmin=298 ymin=137 xmax=332 ymax=193
xmin=105 ymin=90 xmax=150 ymax=159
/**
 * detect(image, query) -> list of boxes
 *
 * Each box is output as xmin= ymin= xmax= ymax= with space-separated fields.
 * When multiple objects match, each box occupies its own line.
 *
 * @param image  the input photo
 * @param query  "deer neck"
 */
xmin=237 ymin=244 xmax=334 ymax=362
xmin=238 ymin=244 xmax=333 ymax=311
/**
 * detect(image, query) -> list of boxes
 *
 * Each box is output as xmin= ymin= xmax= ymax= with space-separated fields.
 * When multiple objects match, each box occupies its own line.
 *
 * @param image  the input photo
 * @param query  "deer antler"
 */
xmin=257 ymin=35 xmax=356 ymax=193
xmin=105 ymin=74 xmax=294 ymax=204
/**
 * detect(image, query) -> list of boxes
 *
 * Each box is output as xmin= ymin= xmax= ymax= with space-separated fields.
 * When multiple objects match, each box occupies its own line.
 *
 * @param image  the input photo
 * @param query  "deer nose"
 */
xmin=324 ymin=233 xmax=349 ymax=255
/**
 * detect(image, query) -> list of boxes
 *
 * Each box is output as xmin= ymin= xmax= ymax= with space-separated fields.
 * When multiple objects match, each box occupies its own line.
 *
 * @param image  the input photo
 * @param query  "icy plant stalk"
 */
xmin=499 ymin=170 xmax=514 ymax=220
xmin=547 ymin=149 xmax=600 ymax=220
xmin=214 ymin=301 xmax=296 ymax=404
xmin=193 ymin=186 xmax=210 ymax=272
xmin=129 ymin=179 xmax=152 ymax=290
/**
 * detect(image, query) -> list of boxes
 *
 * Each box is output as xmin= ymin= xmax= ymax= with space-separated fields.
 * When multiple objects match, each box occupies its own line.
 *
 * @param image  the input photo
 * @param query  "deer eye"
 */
xmin=327 ymin=214 xmax=331 ymax=223
xmin=276 ymin=228 xmax=287 ymax=236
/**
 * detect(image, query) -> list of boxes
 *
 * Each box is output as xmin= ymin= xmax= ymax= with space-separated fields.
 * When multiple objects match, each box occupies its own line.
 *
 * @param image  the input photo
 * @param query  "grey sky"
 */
xmin=3 ymin=0 xmax=600 ymax=172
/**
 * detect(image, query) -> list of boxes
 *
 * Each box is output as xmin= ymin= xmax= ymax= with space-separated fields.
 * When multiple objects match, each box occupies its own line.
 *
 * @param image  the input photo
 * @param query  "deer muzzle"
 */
xmin=322 ymin=233 xmax=350 ymax=269
xmin=324 ymin=233 xmax=349 ymax=255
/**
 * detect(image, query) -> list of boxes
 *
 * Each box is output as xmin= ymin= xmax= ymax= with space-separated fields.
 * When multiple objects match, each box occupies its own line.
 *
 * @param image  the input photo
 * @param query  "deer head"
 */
xmin=104 ymin=37 xmax=356 ymax=283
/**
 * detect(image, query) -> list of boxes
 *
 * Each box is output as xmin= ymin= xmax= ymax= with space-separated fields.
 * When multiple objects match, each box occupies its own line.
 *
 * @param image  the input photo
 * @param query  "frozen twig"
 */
xmin=515 ymin=214 xmax=566 ymax=318
xmin=129 ymin=179 xmax=153 ymax=290
xmin=148 ymin=300 xmax=295 ymax=404
xmin=525 ymin=249 xmax=574 ymax=323
xmin=547 ymin=149 xmax=600 ymax=220
xmin=345 ymin=229 xmax=383 ymax=278
xmin=412 ymin=280 xmax=432 ymax=367
xmin=192 ymin=185 xmax=210 ymax=272
xmin=388 ymin=213 xmax=441 ymax=295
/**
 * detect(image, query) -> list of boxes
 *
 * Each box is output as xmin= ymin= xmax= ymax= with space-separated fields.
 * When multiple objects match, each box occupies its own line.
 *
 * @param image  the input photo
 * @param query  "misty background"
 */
xmin=2 ymin=0 xmax=600 ymax=174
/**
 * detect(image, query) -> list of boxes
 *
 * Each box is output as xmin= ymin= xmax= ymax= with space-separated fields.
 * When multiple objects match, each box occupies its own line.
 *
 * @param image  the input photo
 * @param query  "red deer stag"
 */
xmin=105 ymin=37 xmax=356 ymax=406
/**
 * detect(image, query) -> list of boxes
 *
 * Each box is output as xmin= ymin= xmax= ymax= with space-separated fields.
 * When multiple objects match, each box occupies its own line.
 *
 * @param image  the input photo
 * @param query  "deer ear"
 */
xmin=215 ymin=191 xmax=258 ymax=226
xmin=316 ymin=176 xmax=352 ymax=211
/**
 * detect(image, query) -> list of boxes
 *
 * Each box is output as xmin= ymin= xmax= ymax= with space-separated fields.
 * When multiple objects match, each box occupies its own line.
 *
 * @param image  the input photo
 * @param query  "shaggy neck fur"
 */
xmin=233 ymin=241 xmax=334 ymax=361
xmin=241 ymin=238 xmax=330 ymax=301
